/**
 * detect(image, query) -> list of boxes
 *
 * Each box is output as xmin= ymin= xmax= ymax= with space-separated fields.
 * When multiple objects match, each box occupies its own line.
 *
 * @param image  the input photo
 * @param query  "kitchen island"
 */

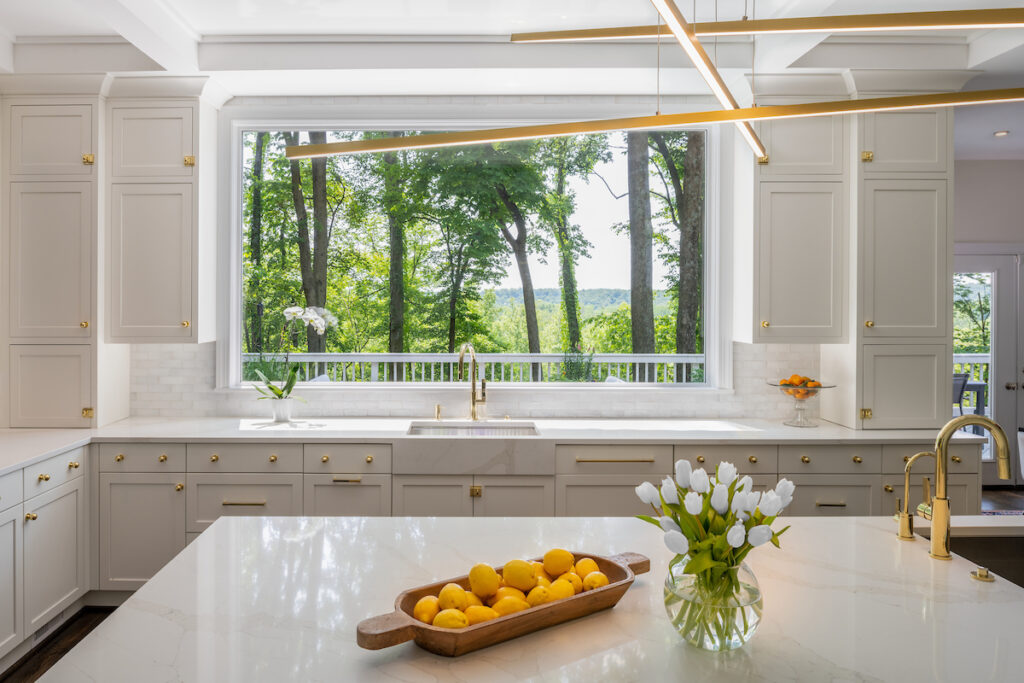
xmin=42 ymin=515 xmax=1024 ymax=682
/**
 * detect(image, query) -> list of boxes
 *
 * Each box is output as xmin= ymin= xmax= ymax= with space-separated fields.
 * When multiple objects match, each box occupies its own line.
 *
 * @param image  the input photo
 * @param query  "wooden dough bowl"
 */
xmin=357 ymin=551 xmax=650 ymax=657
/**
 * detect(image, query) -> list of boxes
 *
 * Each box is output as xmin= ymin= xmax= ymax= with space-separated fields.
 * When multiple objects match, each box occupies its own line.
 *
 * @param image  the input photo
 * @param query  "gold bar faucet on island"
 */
xmin=457 ymin=342 xmax=487 ymax=421
xmin=897 ymin=415 xmax=1011 ymax=559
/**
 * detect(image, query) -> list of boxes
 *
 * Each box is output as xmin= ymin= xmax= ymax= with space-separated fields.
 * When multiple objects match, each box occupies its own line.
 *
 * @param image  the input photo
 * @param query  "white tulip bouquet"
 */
xmin=635 ymin=460 xmax=795 ymax=649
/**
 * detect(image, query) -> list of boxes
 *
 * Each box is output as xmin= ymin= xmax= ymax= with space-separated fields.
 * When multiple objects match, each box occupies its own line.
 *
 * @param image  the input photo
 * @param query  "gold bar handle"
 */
xmin=332 ymin=477 xmax=362 ymax=483
xmin=576 ymin=458 xmax=656 ymax=464
xmin=815 ymin=502 xmax=847 ymax=508
xmin=222 ymin=501 xmax=266 ymax=506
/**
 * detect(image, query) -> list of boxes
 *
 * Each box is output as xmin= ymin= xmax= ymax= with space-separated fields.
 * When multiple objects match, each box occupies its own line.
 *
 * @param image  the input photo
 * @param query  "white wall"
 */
xmin=954 ymin=160 xmax=1024 ymax=244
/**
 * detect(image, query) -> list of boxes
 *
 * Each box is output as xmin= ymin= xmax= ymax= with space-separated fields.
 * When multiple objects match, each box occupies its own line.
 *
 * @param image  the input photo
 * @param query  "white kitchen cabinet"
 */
xmin=186 ymin=474 xmax=303 ymax=533
xmin=392 ymin=476 xmax=473 ymax=516
xmin=472 ymin=476 xmax=554 ymax=517
xmin=303 ymin=474 xmax=391 ymax=516
xmin=759 ymin=116 xmax=845 ymax=176
xmin=862 ymin=344 xmax=948 ymax=430
xmin=8 ymin=182 xmax=92 ymax=338
xmin=23 ymin=477 xmax=87 ymax=636
xmin=108 ymin=183 xmax=193 ymax=340
xmin=861 ymin=109 xmax=949 ymax=174
xmin=8 ymin=104 xmax=93 ymax=177
xmin=110 ymin=106 xmax=194 ymax=179
xmin=784 ymin=474 xmax=882 ymax=516
xmin=555 ymin=474 xmax=657 ymax=517
xmin=756 ymin=182 xmax=845 ymax=341
xmin=99 ymin=473 xmax=186 ymax=590
xmin=861 ymin=179 xmax=948 ymax=338
xmin=0 ymin=505 xmax=23 ymax=660
xmin=9 ymin=345 xmax=92 ymax=428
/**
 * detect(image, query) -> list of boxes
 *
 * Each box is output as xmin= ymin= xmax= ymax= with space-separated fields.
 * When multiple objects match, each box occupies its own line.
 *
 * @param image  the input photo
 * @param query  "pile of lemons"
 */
xmin=413 ymin=548 xmax=611 ymax=629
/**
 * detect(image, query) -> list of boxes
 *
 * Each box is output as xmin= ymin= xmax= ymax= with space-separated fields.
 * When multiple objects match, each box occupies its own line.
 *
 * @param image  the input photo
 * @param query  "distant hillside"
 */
xmin=488 ymin=288 xmax=671 ymax=314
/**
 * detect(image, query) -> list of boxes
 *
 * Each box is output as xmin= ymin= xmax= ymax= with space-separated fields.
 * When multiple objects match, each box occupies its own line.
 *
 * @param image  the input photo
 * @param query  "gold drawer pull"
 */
xmin=175 ymin=483 xmax=184 ymax=492
xmin=68 ymin=461 xmax=80 ymax=469
xmin=184 ymin=155 xmax=195 ymax=166
xmin=861 ymin=151 xmax=874 ymax=162
xmin=115 ymin=454 xmax=125 ymax=462
xmin=575 ymin=458 xmax=655 ymax=464
xmin=80 ymin=321 xmax=89 ymax=328
xmin=696 ymin=455 xmax=706 ymax=464
xmin=761 ymin=321 xmax=770 ymax=328
xmin=333 ymin=477 xmax=363 ymax=483
xmin=158 ymin=454 xmax=168 ymax=462
xmin=748 ymin=455 xmax=758 ymax=464
xmin=366 ymin=455 xmax=374 ymax=464
xmin=865 ymin=321 xmax=875 ymax=328
xmin=82 ymin=153 xmax=95 ymax=165
xmin=222 ymin=501 xmax=266 ymax=506
xmin=321 ymin=455 xmax=330 ymax=463
xmin=210 ymin=454 xmax=219 ymax=462
xmin=852 ymin=456 xmax=863 ymax=464
xmin=269 ymin=454 xmax=278 ymax=463
xmin=815 ymin=502 xmax=847 ymax=508
xmin=800 ymin=455 xmax=811 ymax=464
xmin=951 ymin=455 xmax=962 ymax=464
xmin=37 ymin=474 xmax=50 ymax=482
xmin=181 ymin=320 xmax=190 ymax=328
xmin=884 ymin=485 xmax=894 ymax=493
xmin=25 ymin=513 xmax=37 ymax=521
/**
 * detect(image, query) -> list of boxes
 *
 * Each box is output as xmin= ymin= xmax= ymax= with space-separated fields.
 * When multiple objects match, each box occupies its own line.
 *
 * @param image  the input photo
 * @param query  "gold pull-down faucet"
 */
xmin=458 ymin=342 xmax=487 ymax=421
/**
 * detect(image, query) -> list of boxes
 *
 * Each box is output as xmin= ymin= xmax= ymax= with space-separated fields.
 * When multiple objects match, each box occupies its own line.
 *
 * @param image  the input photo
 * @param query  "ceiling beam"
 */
xmin=968 ymin=27 xmax=1024 ymax=68
xmin=87 ymin=0 xmax=198 ymax=72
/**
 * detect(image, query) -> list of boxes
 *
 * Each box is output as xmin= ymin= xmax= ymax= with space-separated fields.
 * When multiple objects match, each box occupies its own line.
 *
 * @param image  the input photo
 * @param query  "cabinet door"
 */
xmin=109 ymin=183 xmax=193 ymax=340
xmin=862 ymin=344 xmax=947 ymax=430
xmin=759 ymin=116 xmax=844 ymax=176
xmin=9 ymin=182 xmax=92 ymax=338
xmin=303 ymin=474 xmax=391 ymax=516
xmin=186 ymin=474 xmax=303 ymax=533
xmin=784 ymin=474 xmax=882 ymax=516
xmin=555 ymin=474 xmax=656 ymax=517
xmin=111 ymin=107 xmax=194 ymax=178
xmin=23 ymin=478 xmax=86 ymax=636
xmin=99 ymin=473 xmax=186 ymax=590
xmin=756 ymin=182 xmax=845 ymax=341
xmin=392 ymin=475 xmax=473 ymax=516
xmin=881 ymin=473 xmax=979 ymax=517
xmin=9 ymin=104 xmax=93 ymax=176
xmin=0 ymin=505 xmax=23 ymax=660
xmin=861 ymin=109 xmax=948 ymax=174
xmin=9 ymin=345 xmax=92 ymax=428
xmin=473 ymin=476 xmax=554 ymax=517
xmin=862 ymin=180 xmax=947 ymax=337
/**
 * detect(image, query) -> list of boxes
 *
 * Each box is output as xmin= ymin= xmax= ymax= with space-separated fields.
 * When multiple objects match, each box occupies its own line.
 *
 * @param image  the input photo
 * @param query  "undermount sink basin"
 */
xmin=916 ymin=530 xmax=1024 ymax=587
xmin=406 ymin=420 xmax=539 ymax=437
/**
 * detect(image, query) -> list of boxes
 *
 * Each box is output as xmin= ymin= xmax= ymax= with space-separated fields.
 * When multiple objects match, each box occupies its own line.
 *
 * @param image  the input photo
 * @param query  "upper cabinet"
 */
xmin=758 ymin=116 xmax=845 ymax=176
xmin=860 ymin=110 xmax=949 ymax=174
xmin=9 ymin=345 xmax=92 ymax=428
xmin=110 ymin=106 xmax=194 ymax=179
xmin=8 ymin=104 xmax=94 ymax=177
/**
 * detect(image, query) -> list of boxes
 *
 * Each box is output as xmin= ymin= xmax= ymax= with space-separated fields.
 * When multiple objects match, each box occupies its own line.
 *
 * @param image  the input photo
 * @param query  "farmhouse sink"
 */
xmin=407 ymin=420 xmax=539 ymax=437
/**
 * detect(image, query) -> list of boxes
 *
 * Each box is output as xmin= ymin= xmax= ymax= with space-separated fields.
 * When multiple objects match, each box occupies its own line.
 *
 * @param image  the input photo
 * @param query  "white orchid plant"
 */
xmin=252 ymin=306 xmax=337 ymax=400
xmin=635 ymin=460 xmax=794 ymax=583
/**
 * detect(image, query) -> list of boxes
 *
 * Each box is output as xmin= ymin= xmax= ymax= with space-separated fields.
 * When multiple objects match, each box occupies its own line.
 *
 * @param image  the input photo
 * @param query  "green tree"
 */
xmin=953 ymin=273 xmax=991 ymax=353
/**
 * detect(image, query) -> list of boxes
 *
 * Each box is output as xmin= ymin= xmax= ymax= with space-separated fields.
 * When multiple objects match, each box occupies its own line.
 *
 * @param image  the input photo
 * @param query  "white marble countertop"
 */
xmin=43 ymin=515 xmax=1024 ymax=682
xmin=0 ymin=417 xmax=983 ymax=477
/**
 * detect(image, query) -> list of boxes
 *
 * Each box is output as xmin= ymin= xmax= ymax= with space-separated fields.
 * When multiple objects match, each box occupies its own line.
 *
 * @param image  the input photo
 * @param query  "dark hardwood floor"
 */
xmin=981 ymin=487 xmax=1024 ymax=512
xmin=0 ymin=607 xmax=113 ymax=683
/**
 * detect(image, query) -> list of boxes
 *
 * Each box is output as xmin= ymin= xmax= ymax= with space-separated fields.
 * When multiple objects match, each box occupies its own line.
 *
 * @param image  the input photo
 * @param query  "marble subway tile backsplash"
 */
xmin=130 ymin=343 xmax=819 ymax=419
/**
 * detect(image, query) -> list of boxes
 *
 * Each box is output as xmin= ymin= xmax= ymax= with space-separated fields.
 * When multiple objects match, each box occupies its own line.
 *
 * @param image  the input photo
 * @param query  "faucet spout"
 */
xmin=898 ymin=451 xmax=934 ymax=540
xmin=457 ymin=343 xmax=486 ymax=421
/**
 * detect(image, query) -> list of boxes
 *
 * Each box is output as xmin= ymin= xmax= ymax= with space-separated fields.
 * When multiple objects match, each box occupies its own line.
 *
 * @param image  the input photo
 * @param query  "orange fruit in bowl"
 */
xmin=779 ymin=378 xmax=791 ymax=385
xmin=807 ymin=380 xmax=822 ymax=388
xmin=788 ymin=374 xmax=803 ymax=385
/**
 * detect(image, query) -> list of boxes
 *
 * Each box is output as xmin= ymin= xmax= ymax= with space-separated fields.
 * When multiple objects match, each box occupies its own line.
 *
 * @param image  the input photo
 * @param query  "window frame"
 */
xmin=219 ymin=113 xmax=726 ymax=394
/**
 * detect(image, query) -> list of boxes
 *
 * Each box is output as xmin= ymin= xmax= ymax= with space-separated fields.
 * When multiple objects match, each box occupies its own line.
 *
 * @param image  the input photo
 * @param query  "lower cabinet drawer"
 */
xmin=779 ymin=445 xmax=881 ymax=474
xmin=555 ymin=474 xmax=659 ymax=517
xmin=186 ymin=474 xmax=303 ymax=532
xmin=188 ymin=443 xmax=303 ymax=473
xmin=673 ymin=445 xmax=778 ymax=476
xmin=303 ymin=474 xmax=391 ymax=516
xmin=24 ymin=447 xmax=86 ymax=499
xmin=784 ymin=474 xmax=882 ymax=516
xmin=0 ymin=471 xmax=22 ymax=513
xmin=881 ymin=473 xmax=979 ymax=516
xmin=473 ymin=476 xmax=554 ymax=517
xmin=881 ymin=444 xmax=980 ymax=474
xmin=555 ymin=445 xmax=672 ymax=475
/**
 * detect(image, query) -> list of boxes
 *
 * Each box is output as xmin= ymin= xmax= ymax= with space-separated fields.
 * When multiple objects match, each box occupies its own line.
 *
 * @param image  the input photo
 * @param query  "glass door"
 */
xmin=953 ymin=255 xmax=1019 ymax=486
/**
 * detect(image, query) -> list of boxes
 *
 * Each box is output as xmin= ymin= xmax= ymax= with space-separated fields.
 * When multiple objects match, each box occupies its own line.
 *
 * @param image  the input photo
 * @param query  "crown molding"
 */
xmin=0 ymin=73 xmax=112 ymax=95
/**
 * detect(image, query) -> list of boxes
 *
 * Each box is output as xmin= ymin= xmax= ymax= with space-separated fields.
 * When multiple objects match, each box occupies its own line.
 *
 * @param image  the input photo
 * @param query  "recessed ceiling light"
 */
xmin=994 ymin=130 xmax=1010 ymax=137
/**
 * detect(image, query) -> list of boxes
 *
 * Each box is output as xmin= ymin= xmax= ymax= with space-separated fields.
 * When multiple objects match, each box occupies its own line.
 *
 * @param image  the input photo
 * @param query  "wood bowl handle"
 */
xmin=357 ymin=611 xmax=417 ymax=650
xmin=609 ymin=552 xmax=650 ymax=576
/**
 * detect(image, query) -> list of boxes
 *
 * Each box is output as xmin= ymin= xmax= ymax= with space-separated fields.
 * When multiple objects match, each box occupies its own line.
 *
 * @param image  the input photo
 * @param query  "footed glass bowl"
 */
xmin=767 ymin=382 xmax=835 ymax=428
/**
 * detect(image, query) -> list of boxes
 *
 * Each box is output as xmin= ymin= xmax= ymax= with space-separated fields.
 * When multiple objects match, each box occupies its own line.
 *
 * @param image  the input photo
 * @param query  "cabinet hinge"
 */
xmin=860 ymin=408 xmax=873 ymax=420
xmin=861 ymin=151 xmax=874 ymax=162
xmin=757 ymin=155 xmax=769 ymax=165
xmin=82 ymin=153 xmax=95 ymax=165
xmin=184 ymin=155 xmax=195 ymax=167
xmin=469 ymin=485 xmax=482 ymax=498
xmin=82 ymin=408 xmax=94 ymax=418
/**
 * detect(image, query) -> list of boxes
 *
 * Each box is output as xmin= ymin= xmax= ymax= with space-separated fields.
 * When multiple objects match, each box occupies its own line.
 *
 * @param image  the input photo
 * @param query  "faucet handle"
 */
xmin=479 ymin=377 xmax=487 ymax=402
xmin=922 ymin=476 xmax=932 ymax=506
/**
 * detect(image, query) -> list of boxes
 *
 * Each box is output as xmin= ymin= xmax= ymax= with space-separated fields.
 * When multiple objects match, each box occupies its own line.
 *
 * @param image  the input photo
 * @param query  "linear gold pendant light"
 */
xmin=509 ymin=8 xmax=1024 ymax=42
xmin=284 ymin=87 xmax=1024 ymax=160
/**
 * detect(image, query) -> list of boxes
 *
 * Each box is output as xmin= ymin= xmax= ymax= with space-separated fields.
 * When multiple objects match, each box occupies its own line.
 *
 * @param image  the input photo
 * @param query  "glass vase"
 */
xmin=663 ymin=560 xmax=763 ymax=651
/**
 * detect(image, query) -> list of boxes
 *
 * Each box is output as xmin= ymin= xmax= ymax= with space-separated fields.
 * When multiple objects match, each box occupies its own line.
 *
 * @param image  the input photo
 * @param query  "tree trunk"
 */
xmin=553 ymin=165 xmax=581 ymax=350
xmin=446 ymin=250 xmax=467 ymax=354
xmin=383 ymin=132 xmax=405 ymax=379
xmin=627 ymin=132 xmax=655 ymax=380
xmin=495 ymin=183 xmax=541 ymax=380
xmin=248 ymin=132 xmax=267 ymax=354
xmin=308 ymin=132 xmax=329 ymax=362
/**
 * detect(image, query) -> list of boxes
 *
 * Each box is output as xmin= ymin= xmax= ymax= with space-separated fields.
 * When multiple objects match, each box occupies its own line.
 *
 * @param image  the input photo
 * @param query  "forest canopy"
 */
xmin=242 ymin=130 xmax=707 ymax=383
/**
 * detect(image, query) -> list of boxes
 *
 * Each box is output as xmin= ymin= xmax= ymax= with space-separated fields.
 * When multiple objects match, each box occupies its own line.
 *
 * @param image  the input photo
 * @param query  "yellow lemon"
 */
xmin=502 ymin=559 xmax=537 ymax=592
xmin=412 ymin=595 xmax=440 ymax=624
xmin=464 ymin=605 xmax=499 ymax=625
xmin=432 ymin=608 xmax=469 ymax=629
xmin=575 ymin=557 xmax=600 ymax=579
xmin=438 ymin=582 xmax=468 ymax=611
xmin=531 ymin=561 xmax=552 ymax=582
xmin=535 ymin=575 xmax=552 ymax=589
xmin=468 ymin=563 xmax=500 ymax=598
xmin=491 ymin=596 xmax=530 ymax=617
xmin=582 ymin=571 xmax=610 ymax=591
xmin=465 ymin=591 xmax=483 ymax=608
xmin=486 ymin=586 xmax=526 ymax=607
xmin=543 ymin=549 xmax=575 ymax=577
xmin=547 ymin=578 xmax=575 ymax=601
xmin=558 ymin=572 xmax=583 ymax=595
xmin=526 ymin=585 xmax=550 ymax=607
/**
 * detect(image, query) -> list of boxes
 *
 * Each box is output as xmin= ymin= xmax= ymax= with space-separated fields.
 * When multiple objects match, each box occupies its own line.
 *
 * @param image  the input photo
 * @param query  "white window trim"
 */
xmin=216 ymin=100 xmax=731 ymax=395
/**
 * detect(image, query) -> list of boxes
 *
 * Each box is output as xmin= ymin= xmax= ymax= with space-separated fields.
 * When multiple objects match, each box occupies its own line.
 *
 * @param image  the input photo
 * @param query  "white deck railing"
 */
xmin=953 ymin=353 xmax=990 ymax=411
xmin=242 ymin=352 xmax=705 ymax=384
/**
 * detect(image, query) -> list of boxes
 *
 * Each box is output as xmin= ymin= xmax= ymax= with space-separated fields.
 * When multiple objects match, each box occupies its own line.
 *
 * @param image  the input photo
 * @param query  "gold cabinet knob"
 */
xmin=210 ymin=454 xmax=219 ymax=462
xmin=761 ymin=321 xmax=770 ymax=328
xmin=952 ymin=455 xmax=963 ymax=464
xmin=365 ymin=455 xmax=374 ymax=464
xmin=884 ymin=485 xmax=894 ymax=493
xmin=321 ymin=455 xmax=330 ymax=463
xmin=696 ymin=455 xmax=705 ymax=464
xmin=37 ymin=474 xmax=50 ymax=482
xmin=115 ymin=454 xmax=125 ymax=462
xmin=158 ymin=454 xmax=168 ymax=462
xmin=80 ymin=321 xmax=89 ymax=328
xmin=25 ymin=513 xmax=37 ymax=521
xmin=68 ymin=461 xmax=80 ymax=469
xmin=181 ymin=321 xmax=190 ymax=328
xmin=852 ymin=456 xmax=864 ymax=464
xmin=748 ymin=455 xmax=758 ymax=464
xmin=865 ymin=321 xmax=875 ymax=328
xmin=175 ymin=483 xmax=184 ymax=492
xmin=800 ymin=455 xmax=811 ymax=464
xmin=269 ymin=454 xmax=278 ymax=463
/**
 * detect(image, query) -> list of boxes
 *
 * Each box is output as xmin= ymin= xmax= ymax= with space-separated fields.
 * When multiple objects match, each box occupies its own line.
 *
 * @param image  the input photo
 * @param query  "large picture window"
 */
xmin=240 ymin=129 xmax=708 ymax=385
